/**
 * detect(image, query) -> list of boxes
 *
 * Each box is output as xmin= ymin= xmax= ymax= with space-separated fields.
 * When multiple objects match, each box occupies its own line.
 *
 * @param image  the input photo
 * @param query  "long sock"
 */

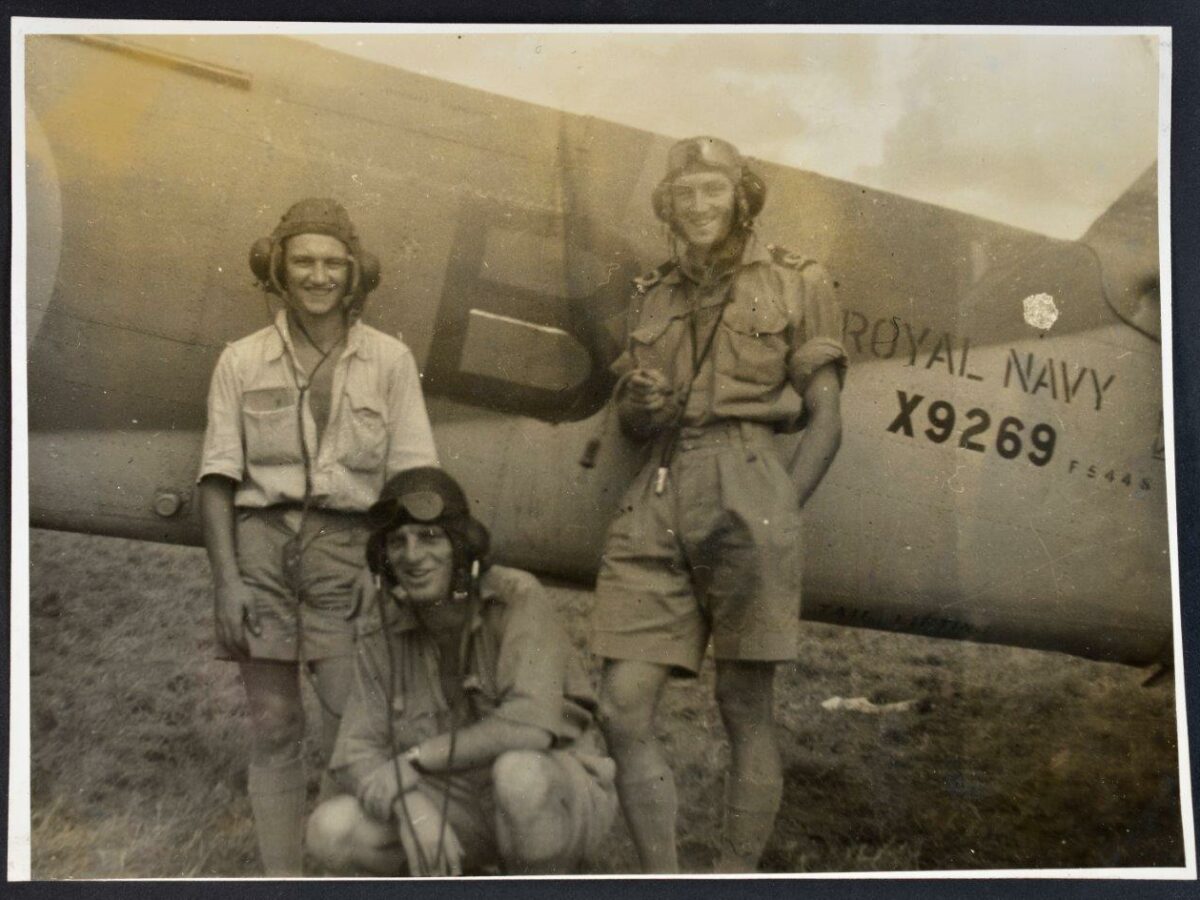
xmin=715 ymin=774 xmax=783 ymax=873
xmin=615 ymin=768 xmax=679 ymax=873
xmin=316 ymin=770 xmax=340 ymax=805
xmin=247 ymin=757 xmax=306 ymax=876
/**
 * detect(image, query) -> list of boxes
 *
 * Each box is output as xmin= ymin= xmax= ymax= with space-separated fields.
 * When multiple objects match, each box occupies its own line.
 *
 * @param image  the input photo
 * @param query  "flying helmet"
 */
xmin=366 ymin=467 xmax=491 ymax=591
xmin=651 ymin=136 xmax=767 ymax=230
xmin=248 ymin=198 xmax=381 ymax=315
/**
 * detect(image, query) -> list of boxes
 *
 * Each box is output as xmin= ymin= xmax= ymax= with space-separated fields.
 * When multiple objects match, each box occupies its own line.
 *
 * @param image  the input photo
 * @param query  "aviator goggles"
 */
xmin=665 ymin=136 xmax=742 ymax=180
xmin=367 ymin=490 xmax=450 ymax=531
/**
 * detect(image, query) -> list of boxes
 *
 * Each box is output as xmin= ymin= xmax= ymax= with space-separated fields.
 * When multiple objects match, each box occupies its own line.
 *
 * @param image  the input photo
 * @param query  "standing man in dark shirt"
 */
xmin=592 ymin=137 xmax=848 ymax=873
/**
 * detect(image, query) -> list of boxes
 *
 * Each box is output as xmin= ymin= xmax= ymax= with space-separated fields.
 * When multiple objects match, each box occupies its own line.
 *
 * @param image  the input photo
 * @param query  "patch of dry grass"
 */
xmin=25 ymin=529 xmax=1185 ymax=877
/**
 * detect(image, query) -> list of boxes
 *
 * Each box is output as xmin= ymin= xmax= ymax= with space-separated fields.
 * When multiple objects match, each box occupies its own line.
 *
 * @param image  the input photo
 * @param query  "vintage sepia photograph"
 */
xmin=11 ymin=22 xmax=1193 ymax=879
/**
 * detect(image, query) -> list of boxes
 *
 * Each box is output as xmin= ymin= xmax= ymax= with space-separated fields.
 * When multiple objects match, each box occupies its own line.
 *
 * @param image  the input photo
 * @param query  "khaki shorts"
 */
xmin=230 ymin=507 xmax=370 ymax=663
xmin=332 ymin=749 xmax=617 ymax=872
xmin=592 ymin=420 xmax=803 ymax=676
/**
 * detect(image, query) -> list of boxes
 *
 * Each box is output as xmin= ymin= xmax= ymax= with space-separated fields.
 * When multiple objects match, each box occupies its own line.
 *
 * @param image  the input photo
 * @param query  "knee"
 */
xmin=492 ymin=751 xmax=558 ymax=823
xmin=251 ymin=696 xmax=305 ymax=759
xmin=306 ymin=795 xmax=361 ymax=870
xmin=598 ymin=685 xmax=655 ymax=748
xmin=715 ymin=666 xmax=774 ymax=732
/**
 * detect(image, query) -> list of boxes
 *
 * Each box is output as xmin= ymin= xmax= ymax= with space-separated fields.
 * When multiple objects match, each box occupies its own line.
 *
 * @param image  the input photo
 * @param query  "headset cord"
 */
xmin=651 ymin=277 xmax=735 ymax=495
xmin=377 ymin=591 xmax=435 ymax=876
xmin=433 ymin=573 xmax=479 ymax=872
xmin=371 ymin=580 xmax=465 ymax=876
xmin=266 ymin=298 xmax=348 ymax=721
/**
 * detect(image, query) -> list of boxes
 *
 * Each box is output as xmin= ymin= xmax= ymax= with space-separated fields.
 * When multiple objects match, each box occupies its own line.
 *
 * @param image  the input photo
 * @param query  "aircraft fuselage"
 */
xmin=23 ymin=34 xmax=1171 ymax=665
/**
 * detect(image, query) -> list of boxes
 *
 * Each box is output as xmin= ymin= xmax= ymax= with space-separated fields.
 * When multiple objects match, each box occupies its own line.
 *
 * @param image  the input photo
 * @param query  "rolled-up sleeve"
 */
xmin=609 ymin=287 xmax=646 ymax=383
xmin=787 ymin=263 xmax=849 ymax=393
xmin=197 ymin=347 xmax=244 ymax=484
xmin=385 ymin=348 xmax=439 ymax=477
xmin=609 ymin=313 xmax=647 ymax=436
xmin=491 ymin=576 xmax=583 ymax=745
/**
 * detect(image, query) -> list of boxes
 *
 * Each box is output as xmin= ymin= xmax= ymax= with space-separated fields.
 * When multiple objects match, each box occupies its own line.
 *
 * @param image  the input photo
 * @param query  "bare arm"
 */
xmin=357 ymin=716 xmax=551 ymax=820
xmin=788 ymin=364 xmax=843 ymax=508
xmin=199 ymin=475 xmax=259 ymax=654
xmin=199 ymin=475 xmax=239 ymax=583
xmin=412 ymin=716 xmax=552 ymax=774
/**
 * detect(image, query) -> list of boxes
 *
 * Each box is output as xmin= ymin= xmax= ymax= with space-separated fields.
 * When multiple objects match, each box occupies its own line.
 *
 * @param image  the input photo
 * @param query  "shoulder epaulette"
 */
xmin=632 ymin=261 xmax=677 ymax=293
xmin=767 ymin=244 xmax=818 ymax=272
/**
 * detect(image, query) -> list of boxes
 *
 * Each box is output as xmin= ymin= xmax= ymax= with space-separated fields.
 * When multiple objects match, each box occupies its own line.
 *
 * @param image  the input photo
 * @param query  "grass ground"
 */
xmin=25 ymin=528 xmax=1186 ymax=877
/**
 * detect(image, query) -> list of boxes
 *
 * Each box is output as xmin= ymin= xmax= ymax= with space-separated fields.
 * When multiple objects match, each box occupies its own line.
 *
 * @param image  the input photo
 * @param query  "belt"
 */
xmin=671 ymin=420 xmax=775 ymax=453
xmin=649 ymin=420 xmax=778 ymax=495
xmin=246 ymin=502 xmax=368 ymax=519
xmin=647 ymin=422 xmax=776 ymax=490
xmin=241 ymin=503 xmax=369 ymax=536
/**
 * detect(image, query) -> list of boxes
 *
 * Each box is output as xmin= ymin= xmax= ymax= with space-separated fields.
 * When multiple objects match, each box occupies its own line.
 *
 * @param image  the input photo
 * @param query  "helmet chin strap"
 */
xmin=451 ymin=559 xmax=481 ymax=603
xmin=671 ymin=224 xmax=750 ymax=280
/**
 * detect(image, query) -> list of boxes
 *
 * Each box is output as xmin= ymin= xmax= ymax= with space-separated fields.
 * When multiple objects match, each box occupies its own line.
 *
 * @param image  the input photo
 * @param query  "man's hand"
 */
xmin=213 ymin=577 xmax=260 ymax=656
xmin=359 ymin=758 xmax=420 ymax=822
xmin=200 ymin=476 xmax=260 ymax=657
xmin=394 ymin=789 xmax=464 ymax=877
xmin=624 ymin=368 xmax=673 ymax=413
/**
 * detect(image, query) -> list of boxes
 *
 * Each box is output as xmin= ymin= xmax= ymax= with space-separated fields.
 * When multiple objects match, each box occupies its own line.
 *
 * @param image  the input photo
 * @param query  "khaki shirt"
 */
xmin=198 ymin=310 xmax=438 ymax=511
xmin=612 ymin=234 xmax=848 ymax=435
xmin=329 ymin=565 xmax=600 ymax=792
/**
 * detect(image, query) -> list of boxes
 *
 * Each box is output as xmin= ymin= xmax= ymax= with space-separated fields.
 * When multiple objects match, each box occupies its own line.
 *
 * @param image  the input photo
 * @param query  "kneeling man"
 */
xmin=307 ymin=467 xmax=616 ymax=876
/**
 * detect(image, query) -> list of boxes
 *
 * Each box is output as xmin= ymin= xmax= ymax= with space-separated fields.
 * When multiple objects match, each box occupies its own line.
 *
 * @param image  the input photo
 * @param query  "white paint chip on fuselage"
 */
xmin=1023 ymin=293 xmax=1060 ymax=330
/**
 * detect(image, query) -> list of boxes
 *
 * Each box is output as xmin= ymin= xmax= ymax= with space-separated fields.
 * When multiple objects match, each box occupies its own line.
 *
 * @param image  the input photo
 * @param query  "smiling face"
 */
xmin=385 ymin=523 xmax=455 ymax=605
xmin=669 ymin=170 xmax=737 ymax=251
xmin=283 ymin=233 xmax=351 ymax=318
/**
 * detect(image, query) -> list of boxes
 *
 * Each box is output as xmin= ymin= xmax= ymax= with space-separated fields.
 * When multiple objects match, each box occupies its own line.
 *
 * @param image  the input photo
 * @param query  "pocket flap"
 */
xmin=243 ymin=386 xmax=296 ymax=413
xmin=722 ymin=297 xmax=789 ymax=337
xmin=344 ymin=382 xmax=385 ymax=416
xmin=628 ymin=309 xmax=683 ymax=347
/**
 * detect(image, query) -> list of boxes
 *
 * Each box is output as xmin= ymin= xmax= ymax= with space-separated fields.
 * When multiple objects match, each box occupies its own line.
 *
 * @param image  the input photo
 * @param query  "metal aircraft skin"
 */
xmin=23 ymin=34 xmax=1169 ymax=666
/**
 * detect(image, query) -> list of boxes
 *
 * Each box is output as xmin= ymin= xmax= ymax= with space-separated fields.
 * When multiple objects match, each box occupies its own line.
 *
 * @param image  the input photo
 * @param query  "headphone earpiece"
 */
xmin=463 ymin=519 xmax=490 ymax=568
xmin=366 ymin=531 xmax=390 ymax=577
xmin=247 ymin=237 xmax=287 ymax=297
xmin=740 ymin=168 xmax=767 ymax=221
xmin=249 ymin=237 xmax=276 ymax=290
xmin=652 ymin=181 xmax=672 ymax=223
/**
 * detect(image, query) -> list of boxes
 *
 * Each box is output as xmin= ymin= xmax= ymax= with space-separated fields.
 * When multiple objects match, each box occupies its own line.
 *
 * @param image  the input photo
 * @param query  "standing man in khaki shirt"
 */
xmin=592 ymin=137 xmax=848 ymax=873
xmin=197 ymin=199 xmax=438 ymax=874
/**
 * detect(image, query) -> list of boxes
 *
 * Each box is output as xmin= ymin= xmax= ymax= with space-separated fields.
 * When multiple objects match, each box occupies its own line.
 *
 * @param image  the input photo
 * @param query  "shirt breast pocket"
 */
xmin=242 ymin=388 xmax=302 ymax=466
xmin=339 ymin=387 xmax=387 ymax=473
xmin=628 ymin=313 xmax=684 ymax=374
xmin=718 ymin=301 xmax=790 ymax=386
